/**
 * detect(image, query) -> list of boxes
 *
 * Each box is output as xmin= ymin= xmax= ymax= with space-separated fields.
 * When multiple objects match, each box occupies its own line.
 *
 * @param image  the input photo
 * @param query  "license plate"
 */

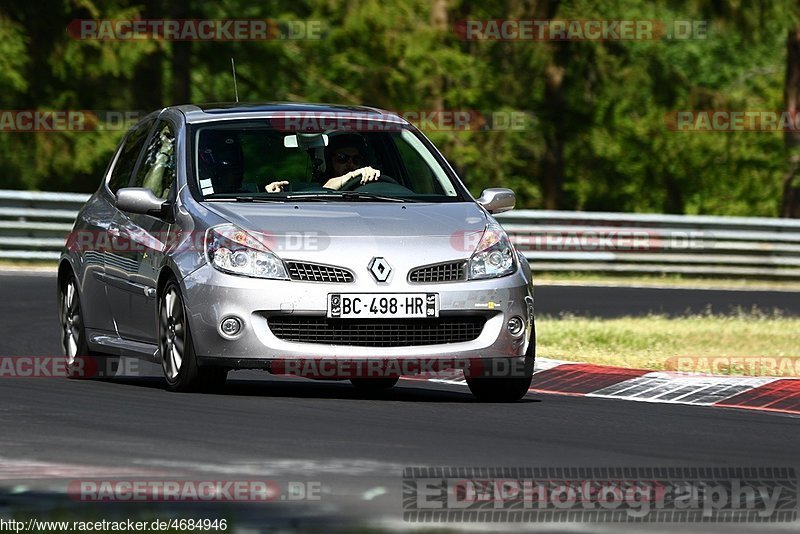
xmin=328 ymin=293 xmax=438 ymax=319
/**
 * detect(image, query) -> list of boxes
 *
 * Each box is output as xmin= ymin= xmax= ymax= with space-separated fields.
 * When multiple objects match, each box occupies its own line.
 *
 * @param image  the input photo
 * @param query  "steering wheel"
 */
xmin=339 ymin=171 xmax=400 ymax=191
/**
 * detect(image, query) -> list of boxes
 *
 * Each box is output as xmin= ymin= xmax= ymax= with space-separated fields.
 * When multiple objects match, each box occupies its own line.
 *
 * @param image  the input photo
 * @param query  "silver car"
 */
xmin=58 ymin=103 xmax=535 ymax=401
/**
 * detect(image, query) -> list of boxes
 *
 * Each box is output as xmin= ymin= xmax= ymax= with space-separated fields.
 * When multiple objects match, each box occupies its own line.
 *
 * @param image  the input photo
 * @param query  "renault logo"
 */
xmin=369 ymin=257 xmax=392 ymax=282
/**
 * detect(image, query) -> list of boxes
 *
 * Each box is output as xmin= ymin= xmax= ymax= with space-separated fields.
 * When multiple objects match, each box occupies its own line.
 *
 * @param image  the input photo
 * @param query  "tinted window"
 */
xmin=393 ymin=133 xmax=439 ymax=195
xmin=193 ymin=122 xmax=463 ymax=200
xmin=134 ymin=121 xmax=176 ymax=199
xmin=107 ymin=118 xmax=154 ymax=194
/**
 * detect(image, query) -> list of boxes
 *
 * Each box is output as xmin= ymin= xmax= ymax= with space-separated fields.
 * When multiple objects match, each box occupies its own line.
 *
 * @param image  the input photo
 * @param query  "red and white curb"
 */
xmin=424 ymin=359 xmax=800 ymax=415
xmin=0 ymin=457 xmax=171 ymax=481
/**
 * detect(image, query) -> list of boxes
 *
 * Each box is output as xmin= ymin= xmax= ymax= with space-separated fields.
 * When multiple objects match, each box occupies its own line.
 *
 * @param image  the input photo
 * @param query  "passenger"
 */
xmin=199 ymin=131 xmax=245 ymax=194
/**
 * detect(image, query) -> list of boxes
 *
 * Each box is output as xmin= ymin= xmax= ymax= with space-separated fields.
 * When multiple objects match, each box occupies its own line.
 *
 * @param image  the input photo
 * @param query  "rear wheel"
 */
xmin=59 ymin=273 xmax=118 ymax=379
xmin=350 ymin=377 xmax=399 ymax=391
xmin=159 ymin=280 xmax=227 ymax=392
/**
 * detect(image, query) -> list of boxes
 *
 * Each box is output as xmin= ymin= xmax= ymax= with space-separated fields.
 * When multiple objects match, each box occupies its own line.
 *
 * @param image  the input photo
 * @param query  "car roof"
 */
xmin=172 ymin=102 xmax=408 ymax=125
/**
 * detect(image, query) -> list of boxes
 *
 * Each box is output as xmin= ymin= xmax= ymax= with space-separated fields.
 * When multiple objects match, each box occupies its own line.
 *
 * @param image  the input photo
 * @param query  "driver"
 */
xmin=265 ymin=133 xmax=381 ymax=192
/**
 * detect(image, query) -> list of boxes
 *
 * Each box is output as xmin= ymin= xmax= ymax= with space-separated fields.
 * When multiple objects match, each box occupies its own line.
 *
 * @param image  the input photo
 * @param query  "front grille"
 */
xmin=286 ymin=261 xmax=354 ymax=283
xmin=267 ymin=316 xmax=486 ymax=347
xmin=409 ymin=261 xmax=467 ymax=283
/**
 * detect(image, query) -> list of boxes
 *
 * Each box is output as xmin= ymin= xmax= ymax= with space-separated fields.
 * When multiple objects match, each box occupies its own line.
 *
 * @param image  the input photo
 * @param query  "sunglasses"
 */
xmin=334 ymin=152 xmax=363 ymax=166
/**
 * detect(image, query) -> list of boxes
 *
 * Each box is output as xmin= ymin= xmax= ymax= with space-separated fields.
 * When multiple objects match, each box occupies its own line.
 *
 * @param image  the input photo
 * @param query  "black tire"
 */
xmin=59 ymin=273 xmax=119 ymax=379
xmin=466 ymin=374 xmax=533 ymax=402
xmin=466 ymin=328 xmax=535 ymax=402
xmin=350 ymin=377 xmax=399 ymax=391
xmin=159 ymin=279 xmax=227 ymax=392
xmin=199 ymin=367 xmax=229 ymax=392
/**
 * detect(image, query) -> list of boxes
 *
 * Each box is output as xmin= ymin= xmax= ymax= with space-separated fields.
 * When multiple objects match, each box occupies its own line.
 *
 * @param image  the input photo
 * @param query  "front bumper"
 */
xmin=181 ymin=263 xmax=534 ymax=368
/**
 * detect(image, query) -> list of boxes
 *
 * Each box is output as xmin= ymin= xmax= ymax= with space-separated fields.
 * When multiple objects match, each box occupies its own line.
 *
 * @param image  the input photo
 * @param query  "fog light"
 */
xmin=221 ymin=317 xmax=242 ymax=336
xmin=507 ymin=316 xmax=524 ymax=337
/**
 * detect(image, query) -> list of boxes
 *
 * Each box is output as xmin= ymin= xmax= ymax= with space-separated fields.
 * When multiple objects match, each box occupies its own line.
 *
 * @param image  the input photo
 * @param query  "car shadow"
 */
xmin=100 ymin=374 xmax=541 ymax=404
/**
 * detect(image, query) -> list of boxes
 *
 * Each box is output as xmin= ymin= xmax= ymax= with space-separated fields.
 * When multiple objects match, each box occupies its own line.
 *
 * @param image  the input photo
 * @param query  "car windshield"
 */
xmin=192 ymin=120 xmax=466 ymax=202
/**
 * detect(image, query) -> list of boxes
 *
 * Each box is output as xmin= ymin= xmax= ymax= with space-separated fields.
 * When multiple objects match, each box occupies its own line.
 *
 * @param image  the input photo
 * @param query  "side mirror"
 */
xmin=477 ymin=188 xmax=515 ymax=214
xmin=116 ymin=187 xmax=171 ymax=220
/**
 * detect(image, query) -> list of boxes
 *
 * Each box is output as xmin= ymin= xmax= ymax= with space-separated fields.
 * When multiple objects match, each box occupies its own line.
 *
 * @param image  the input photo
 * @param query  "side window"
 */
xmin=393 ymin=131 xmax=456 ymax=196
xmin=108 ymin=119 xmax=154 ymax=194
xmin=393 ymin=134 xmax=436 ymax=194
xmin=134 ymin=121 xmax=176 ymax=200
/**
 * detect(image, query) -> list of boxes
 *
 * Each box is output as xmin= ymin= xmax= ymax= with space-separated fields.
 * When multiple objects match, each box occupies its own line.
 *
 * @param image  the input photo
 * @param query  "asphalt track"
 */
xmin=1 ymin=272 xmax=799 ymax=532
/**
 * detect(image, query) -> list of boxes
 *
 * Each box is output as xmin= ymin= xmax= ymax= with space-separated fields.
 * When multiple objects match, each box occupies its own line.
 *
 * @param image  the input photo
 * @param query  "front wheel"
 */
xmin=466 ymin=374 xmax=533 ymax=402
xmin=159 ymin=280 xmax=227 ymax=392
xmin=466 ymin=329 xmax=535 ymax=402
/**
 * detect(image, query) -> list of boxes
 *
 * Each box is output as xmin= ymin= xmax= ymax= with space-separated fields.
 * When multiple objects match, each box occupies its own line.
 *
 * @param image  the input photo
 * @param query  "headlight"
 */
xmin=468 ymin=223 xmax=516 ymax=280
xmin=205 ymin=224 xmax=288 ymax=280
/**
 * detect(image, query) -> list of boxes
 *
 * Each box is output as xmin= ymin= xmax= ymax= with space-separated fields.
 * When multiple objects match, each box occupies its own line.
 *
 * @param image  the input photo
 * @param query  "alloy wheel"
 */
xmin=160 ymin=286 xmax=186 ymax=382
xmin=60 ymin=279 xmax=82 ymax=365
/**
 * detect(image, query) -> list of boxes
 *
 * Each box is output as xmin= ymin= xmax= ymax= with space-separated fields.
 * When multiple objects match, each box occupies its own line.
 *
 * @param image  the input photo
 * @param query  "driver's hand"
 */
xmin=353 ymin=166 xmax=381 ymax=184
xmin=324 ymin=167 xmax=381 ymax=190
xmin=265 ymin=180 xmax=289 ymax=193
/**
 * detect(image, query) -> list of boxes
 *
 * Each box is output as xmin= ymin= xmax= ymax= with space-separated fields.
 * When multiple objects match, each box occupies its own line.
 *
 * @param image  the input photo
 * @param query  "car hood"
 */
xmin=205 ymin=201 xmax=487 ymax=237
xmin=203 ymin=201 xmax=489 ymax=265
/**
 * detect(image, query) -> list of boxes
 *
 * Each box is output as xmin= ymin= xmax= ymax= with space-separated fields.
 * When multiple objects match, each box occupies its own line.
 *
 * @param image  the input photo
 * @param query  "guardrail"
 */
xmin=496 ymin=210 xmax=800 ymax=278
xmin=0 ymin=190 xmax=88 ymax=261
xmin=1 ymin=189 xmax=800 ymax=278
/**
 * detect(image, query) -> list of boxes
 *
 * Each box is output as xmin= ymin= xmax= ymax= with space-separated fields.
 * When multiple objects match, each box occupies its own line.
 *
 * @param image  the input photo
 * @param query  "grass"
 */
xmin=0 ymin=259 xmax=57 ymax=270
xmin=537 ymin=311 xmax=800 ymax=377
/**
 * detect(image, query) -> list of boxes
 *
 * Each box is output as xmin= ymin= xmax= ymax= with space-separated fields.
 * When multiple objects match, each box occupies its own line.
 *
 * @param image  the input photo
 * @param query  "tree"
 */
xmin=783 ymin=28 xmax=800 ymax=217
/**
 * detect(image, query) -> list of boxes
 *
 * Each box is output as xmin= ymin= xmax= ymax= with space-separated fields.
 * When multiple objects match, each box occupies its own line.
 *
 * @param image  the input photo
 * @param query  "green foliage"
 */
xmin=0 ymin=0 xmax=797 ymax=214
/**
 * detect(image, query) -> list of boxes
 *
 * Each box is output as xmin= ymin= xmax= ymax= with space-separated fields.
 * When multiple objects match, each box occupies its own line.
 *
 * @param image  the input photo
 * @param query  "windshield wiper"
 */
xmin=283 ymin=192 xmax=414 ymax=203
xmin=275 ymin=194 xmax=332 ymax=202
xmin=203 ymin=195 xmax=282 ymax=203
xmin=340 ymin=191 xmax=418 ymax=202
